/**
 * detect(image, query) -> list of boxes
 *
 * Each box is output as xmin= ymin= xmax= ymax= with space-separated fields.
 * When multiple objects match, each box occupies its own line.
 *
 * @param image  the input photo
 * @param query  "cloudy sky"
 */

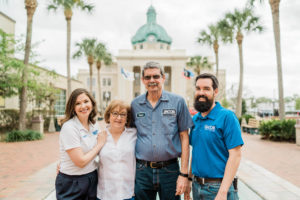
xmin=1 ymin=0 xmax=299 ymax=99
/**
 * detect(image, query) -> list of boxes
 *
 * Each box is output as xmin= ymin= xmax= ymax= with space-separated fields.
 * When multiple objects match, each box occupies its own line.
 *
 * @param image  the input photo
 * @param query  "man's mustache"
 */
xmin=148 ymin=83 xmax=158 ymax=87
xmin=196 ymin=95 xmax=208 ymax=101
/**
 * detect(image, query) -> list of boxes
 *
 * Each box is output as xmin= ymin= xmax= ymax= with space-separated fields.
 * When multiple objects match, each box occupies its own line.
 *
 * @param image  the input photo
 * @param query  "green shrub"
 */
xmin=242 ymin=114 xmax=254 ymax=124
xmin=0 ymin=109 xmax=19 ymax=132
xmin=5 ymin=130 xmax=43 ymax=142
xmin=259 ymin=119 xmax=296 ymax=142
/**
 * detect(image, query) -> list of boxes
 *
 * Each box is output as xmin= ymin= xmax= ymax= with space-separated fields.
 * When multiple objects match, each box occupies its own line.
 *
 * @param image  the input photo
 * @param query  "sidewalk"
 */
xmin=1 ymin=124 xmax=300 ymax=199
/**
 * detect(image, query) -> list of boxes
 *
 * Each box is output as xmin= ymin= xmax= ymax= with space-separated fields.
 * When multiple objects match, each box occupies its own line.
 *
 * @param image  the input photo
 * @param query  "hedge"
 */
xmin=259 ymin=119 xmax=296 ymax=142
xmin=5 ymin=130 xmax=43 ymax=142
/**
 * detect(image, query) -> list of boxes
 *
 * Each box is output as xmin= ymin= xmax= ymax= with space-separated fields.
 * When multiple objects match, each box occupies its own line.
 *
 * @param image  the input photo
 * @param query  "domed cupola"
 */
xmin=131 ymin=5 xmax=172 ymax=50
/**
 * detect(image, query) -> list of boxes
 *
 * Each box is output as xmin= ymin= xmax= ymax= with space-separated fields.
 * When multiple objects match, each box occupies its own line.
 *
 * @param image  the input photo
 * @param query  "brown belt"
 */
xmin=194 ymin=176 xmax=223 ymax=184
xmin=136 ymin=158 xmax=178 ymax=169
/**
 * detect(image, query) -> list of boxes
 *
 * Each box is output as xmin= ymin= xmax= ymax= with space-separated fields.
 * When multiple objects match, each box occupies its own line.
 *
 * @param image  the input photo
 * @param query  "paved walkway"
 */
xmin=241 ymin=132 xmax=300 ymax=187
xmin=0 ymin=125 xmax=300 ymax=199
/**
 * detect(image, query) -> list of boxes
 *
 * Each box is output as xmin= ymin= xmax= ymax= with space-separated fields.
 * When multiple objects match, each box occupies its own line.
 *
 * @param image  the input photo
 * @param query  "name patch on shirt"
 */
xmin=162 ymin=109 xmax=176 ymax=116
xmin=204 ymin=125 xmax=216 ymax=132
xmin=137 ymin=112 xmax=146 ymax=118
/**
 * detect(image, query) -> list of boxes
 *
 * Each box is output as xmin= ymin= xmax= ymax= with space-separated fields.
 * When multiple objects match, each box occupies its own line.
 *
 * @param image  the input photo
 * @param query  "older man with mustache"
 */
xmin=131 ymin=61 xmax=194 ymax=200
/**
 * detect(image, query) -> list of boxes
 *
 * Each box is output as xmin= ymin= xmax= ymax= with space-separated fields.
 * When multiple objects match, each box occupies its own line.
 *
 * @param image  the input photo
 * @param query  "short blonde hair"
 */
xmin=104 ymin=100 xmax=132 ymax=127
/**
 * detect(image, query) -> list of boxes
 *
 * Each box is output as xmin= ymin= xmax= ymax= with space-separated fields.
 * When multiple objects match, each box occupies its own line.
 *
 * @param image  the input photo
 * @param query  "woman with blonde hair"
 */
xmin=56 ymin=88 xmax=107 ymax=200
xmin=97 ymin=100 xmax=137 ymax=200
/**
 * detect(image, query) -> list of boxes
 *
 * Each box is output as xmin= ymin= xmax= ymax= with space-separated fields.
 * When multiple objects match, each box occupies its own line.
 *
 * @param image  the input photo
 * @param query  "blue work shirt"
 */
xmin=190 ymin=102 xmax=244 ymax=178
xmin=131 ymin=91 xmax=194 ymax=161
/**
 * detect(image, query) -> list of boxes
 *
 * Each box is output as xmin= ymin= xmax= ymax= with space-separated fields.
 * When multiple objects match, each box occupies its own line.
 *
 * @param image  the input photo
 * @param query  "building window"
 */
xmin=54 ymin=89 xmax=66 ymax=116
xmin=160 ymin=44 xmax=163 ymax=49
xmin=134 ymin=72 xmax=140 ymax=86
xmin=164 ymin=66 xmax=171 ymax=91
xmin=107 ymin=78 xmax=111 ymax=86
xmin=0 ymin=96 xmax=4 ymax=108
xmin=103 ymin=78 xmax=106 ymax=86
xmin=102 ymin=91 xmax=111 ymax=101
xmin=87 ymin=78 xmax=96 ymax=86
xmin=140 ymin=44 xmax=143 ymax=49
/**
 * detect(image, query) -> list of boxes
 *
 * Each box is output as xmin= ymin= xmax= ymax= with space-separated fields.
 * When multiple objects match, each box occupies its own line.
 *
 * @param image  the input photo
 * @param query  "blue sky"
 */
xmin=1 ymin=0 xmax=300 ymax=99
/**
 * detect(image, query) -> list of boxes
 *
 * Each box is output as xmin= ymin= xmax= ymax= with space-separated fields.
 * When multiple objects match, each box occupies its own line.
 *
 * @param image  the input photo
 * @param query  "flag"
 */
xmin=182 ymin=68 xmax=194 ymax=79
xmin=121 ymin=67 xmax=135 ymax=81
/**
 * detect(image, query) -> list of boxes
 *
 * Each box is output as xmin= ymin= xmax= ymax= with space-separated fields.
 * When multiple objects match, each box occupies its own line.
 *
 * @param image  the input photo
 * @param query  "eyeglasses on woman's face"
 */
xmin=111 ymin=111 xmax=127 ymax=119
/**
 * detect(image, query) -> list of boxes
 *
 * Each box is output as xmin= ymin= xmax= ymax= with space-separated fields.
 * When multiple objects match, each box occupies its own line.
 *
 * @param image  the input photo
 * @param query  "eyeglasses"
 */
xmin=111 ymin=112 xmax=127 ymax=119
xmin=143 ymin=75 xmax=161 ymax=80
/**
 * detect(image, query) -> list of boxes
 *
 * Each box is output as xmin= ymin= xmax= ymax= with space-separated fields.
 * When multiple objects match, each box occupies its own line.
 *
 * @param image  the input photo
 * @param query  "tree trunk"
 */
xmin=64 ymin=9 xmax=72 ymax=99
xmin=235 ymin=32 xmax=244 ymax=118
xmin=270 ymin=0 xmax=285 ymax=120
xmin=19 ymin=0 xmax=37 ymax=130
xmin=88 ymin=56 xmax=94 ymax=94
xmin=213 ymin=40 xmax=219 ymax=78
xmin=96 ymin=62 xmax=102 ymax=115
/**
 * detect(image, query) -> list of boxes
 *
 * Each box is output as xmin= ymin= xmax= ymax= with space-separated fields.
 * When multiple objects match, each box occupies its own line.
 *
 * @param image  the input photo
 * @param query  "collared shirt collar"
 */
xmin=195 ymin=102 xmax=221 ymax=121
xmin=74 ymin=116 xmax=94 ymax=132
xmin=138 ymin=90 xmax=169 ymax=104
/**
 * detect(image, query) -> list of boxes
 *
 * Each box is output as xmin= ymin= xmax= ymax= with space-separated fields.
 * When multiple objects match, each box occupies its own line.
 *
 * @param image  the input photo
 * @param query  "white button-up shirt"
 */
xmin=97 ymin=127 xmax=137 ymax=200
xmin=59 ymin=116 xmax=99 ymax=175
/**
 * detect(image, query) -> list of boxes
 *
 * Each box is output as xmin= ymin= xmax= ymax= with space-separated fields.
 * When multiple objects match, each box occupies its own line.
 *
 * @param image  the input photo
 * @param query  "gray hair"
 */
xmin=142 ymin=61 xmax=164 ymax=77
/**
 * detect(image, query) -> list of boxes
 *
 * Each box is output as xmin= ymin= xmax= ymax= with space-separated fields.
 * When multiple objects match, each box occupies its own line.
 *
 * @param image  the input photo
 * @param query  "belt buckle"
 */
xmin=150 ymin=162 xmax=158 ymax=168
xmin=200 ymin=178 xmax=205 ymax=185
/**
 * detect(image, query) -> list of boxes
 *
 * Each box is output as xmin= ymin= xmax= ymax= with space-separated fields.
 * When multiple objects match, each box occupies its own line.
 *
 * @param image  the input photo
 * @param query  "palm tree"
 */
xmin=248 ymin=0 xmax=284 ymax=120
xmin=47 ymin=0 xmax=94 ymax=98
xmin=94 ymin=43 xmax=112 ymax=115
xmin=187 ymin=55 xmax=213 ymax=76
xmin=73 ymin=38 xmax=97 ymax=93
xmin=19 ymin=0 xmax=38 ymax=131
xmin=197 ymin=22 xmax=231 ymax=78
xmin=222 ymin=8 xmax=263 ymax=118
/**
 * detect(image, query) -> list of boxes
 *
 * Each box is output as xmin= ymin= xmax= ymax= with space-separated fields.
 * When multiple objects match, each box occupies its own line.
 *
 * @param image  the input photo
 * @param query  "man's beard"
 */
xmin=194 ymin=95 xmax=214 ymax=113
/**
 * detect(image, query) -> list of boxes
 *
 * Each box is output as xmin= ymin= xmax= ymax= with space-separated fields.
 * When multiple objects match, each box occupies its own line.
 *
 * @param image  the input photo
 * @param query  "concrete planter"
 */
xmin=32 ymin=115 xmax=44 ymax=134
xmin=295 ymin=119 xmax=300 ymax=146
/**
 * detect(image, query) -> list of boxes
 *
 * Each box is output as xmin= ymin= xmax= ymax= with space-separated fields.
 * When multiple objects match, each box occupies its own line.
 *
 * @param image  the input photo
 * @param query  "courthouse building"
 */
xmin=77 ymin=5 xmax=226 ymax=110
xmin=1 ymin=6 xmax=225 ymax=116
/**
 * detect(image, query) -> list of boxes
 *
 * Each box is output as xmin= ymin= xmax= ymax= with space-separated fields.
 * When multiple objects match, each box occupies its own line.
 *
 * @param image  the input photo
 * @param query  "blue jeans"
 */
xmin=135 ymin=161 xmax=180 ymax=200
xmin=192 ymin=181 xmax=239 ymax=200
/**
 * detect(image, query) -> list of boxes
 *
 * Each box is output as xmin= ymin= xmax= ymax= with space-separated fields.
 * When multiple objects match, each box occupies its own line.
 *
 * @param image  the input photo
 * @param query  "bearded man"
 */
xmin=184 ymin=73 xmax=244 ymax=200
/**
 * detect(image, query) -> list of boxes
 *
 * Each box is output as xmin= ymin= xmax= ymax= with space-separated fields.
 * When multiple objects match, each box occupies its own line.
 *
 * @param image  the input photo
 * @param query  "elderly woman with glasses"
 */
xmin=97 ymin=100 xmax=137 ymax=200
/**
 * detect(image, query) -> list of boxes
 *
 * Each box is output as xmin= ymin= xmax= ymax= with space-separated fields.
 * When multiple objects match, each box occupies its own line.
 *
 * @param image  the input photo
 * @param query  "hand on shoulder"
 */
xmin=97 ymin=130 xmax=107 ymax=146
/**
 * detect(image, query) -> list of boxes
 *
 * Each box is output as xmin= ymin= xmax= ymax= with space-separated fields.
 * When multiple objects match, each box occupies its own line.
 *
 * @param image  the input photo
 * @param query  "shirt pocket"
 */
xmin=162 ymin=115 xmax=177 ymax=135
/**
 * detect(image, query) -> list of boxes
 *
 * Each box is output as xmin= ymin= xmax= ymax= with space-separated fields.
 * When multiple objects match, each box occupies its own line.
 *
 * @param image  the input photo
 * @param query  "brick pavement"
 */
xmin=0 ymin=132 xmax=60 ymax=198
xmin=241 ymin=132 xmax=300 ymax=188
xmin=1 ymin=123 xmax=300 ymax=199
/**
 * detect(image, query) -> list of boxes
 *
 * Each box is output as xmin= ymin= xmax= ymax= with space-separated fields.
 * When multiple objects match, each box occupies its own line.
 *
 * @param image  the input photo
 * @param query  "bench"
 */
xmin=242 ymin=118 xmax=260 ymax=134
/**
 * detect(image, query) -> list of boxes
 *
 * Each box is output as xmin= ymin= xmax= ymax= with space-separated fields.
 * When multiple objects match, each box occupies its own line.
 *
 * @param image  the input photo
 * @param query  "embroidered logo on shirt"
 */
xmin=204 ymin=125 xmax=216 ymax=132
xmin=82 ymin=134 xmax=88 ymax=138
xmin=162 ymin=109 xmax=176 ymax=116
xmin=92 ymin=130 xmax=98 ymax=135
xmin=137 ymin=112 xmax=146 ymax=118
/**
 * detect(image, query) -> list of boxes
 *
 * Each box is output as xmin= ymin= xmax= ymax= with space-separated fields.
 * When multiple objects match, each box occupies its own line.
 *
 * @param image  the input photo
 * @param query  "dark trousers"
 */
xmin=55 ymin=170 xmax=98 ymax=200
xmin=135 ymin=161 xmax=180 ymax=200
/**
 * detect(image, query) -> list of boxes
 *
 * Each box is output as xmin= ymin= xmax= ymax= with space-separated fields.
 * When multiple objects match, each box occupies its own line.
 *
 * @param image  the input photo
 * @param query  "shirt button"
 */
xmin=153 ymin=145 xmax=156 ymax=148
xmin=153 ymin=133 xmax=155 ymax=135
xmin=152 ymin=120 xmax=155 ymax=123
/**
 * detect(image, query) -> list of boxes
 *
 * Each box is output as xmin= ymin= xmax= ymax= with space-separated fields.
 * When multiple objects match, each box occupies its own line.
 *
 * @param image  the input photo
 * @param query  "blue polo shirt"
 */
xmin=190 ymin=102 xmax=244 ymax=178
xmin=131 ymin=91 xmax=194 ymax=161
